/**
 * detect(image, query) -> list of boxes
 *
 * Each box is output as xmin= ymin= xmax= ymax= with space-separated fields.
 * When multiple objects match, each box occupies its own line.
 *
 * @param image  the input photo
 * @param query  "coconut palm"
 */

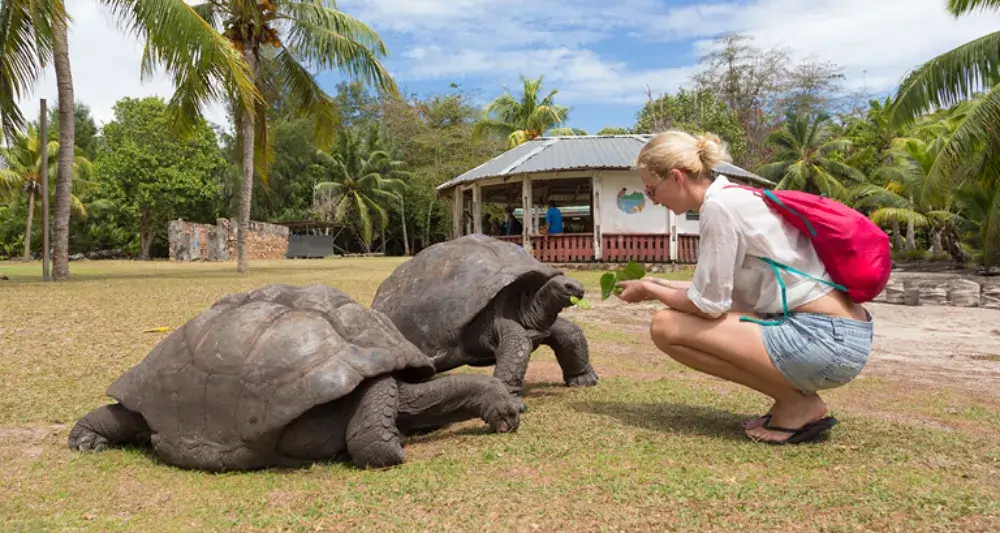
xmin=181 ymin=0 xmax=397 ymax=272
xmin=887 ymin=0 xmax=1000 ymax=211
xmin=0 ymin=124 xmax=98 ymax=259
xmin=312 ymin=127 xmax=408 ymax=253
xmin=472 ymin=75 xmax=580 ymax=148
xmin=756 ymin=111 xmax=866 ymax=201
xmin=1 ymin=0 xmax=258 ymax=279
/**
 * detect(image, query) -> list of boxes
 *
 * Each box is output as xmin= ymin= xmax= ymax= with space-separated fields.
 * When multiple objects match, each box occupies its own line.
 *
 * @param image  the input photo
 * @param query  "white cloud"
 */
xmin=14 ymin=2 xmax=229 ymax=132
xmin=10 ymin=0 xmax=1000 ymax=133
xmin=341 ymin=0 xmax=1000 ymax=105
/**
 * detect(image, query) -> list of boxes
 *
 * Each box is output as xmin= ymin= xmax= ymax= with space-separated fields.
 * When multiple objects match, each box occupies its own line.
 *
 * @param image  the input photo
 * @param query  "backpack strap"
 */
xmin=737 ymin=257 xmax=848 ymax=326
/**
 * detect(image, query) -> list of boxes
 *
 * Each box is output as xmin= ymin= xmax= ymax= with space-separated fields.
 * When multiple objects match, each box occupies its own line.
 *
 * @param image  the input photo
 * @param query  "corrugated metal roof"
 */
xmin=437 ymin=135 xmax=773 ymax=193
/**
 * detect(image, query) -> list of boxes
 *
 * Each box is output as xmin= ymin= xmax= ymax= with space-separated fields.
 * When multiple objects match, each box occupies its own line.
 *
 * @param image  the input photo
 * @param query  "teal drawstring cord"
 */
xmin=738 ymin=257 xmax=847 ymax=326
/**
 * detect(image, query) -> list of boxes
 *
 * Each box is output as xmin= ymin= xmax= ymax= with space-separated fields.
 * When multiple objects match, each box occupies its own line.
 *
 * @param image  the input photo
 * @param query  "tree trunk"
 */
xmin=931 ymin=228 xmax=944 ymax=255
xmin=50 ymin=19 xmax=74 ymax=280
xmin=906 ymin=219 xmax=916 ymax=251
xmin=380 ymin=226 xmax=386 ymax=253
xmin=139 ymin=208 xmax=152 ymax=260
xmin=891 ymin=221 xmax=903 ymax=250
xmin=23 ymin=192 xmax=36 ymax=259
xmin=400 ymin=197 xmax=410 ymax=256
xmin=237 ymin=49 xmax=257 ymax=274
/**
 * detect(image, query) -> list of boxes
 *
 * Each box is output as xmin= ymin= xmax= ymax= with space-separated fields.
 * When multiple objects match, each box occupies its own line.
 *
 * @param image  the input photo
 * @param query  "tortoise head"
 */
xmin=523 ymin=275 xmax=584 ymax=329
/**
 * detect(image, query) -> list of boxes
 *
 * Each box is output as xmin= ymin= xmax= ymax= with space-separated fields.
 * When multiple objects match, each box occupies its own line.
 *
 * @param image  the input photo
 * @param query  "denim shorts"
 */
xmin=760 ymin=310 xmax=874 ymax=394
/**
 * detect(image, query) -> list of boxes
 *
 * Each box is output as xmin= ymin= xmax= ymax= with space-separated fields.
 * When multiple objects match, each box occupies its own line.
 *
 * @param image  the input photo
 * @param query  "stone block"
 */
xmin=947 ymin=278 xmax=981 ymax=307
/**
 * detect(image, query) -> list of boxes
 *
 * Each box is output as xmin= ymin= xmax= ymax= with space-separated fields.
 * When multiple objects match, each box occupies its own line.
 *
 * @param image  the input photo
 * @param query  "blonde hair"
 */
xmin=635 ymin=130 xmax=732 ymax=182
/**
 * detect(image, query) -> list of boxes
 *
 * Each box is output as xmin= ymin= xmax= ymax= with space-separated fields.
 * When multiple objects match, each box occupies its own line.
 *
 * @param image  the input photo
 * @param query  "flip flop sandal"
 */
xmin=753 ymin=416 xmax=839 ymax=445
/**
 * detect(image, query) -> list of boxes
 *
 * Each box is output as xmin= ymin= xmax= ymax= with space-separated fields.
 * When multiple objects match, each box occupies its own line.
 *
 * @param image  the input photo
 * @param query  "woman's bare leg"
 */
xmin=649 ymin=309 xmax=829 ymax=442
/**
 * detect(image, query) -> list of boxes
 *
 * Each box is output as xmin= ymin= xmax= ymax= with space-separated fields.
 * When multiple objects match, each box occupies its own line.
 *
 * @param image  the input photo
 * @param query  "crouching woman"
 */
xmin=617 ymin=130 xmax=875 ymax=444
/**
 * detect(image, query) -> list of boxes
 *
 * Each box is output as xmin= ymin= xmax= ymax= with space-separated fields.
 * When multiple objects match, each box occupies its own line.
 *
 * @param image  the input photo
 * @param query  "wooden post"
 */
xmin=40 ymin=99 xmax=51 ymax=281
xmin=472 ymin=183 xmax=482 ymax=234
xmin=521 ymin=176 xmax=532 ymax=252
xmin=452 ymin=187 xmax=462 ymax=238
xmin=592 ymin=171 xmax=602 ymax=261
xmin=668 ymin=210 xmax=678 ymax=262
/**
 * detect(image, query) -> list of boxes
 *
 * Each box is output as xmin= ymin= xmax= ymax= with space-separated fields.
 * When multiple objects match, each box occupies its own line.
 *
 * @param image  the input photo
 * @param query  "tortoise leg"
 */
xmin=395 ymin=374 xmax=524 ymax=435
xmin=68 ymin=403 xmax=150 ymax=452
xmin=543 ymin=316 xmax=598 ymax=388
xmin=345 ymin=375 xmax=405 ymax=469
xmin=491 ymin=318 xmax=534 ymax=396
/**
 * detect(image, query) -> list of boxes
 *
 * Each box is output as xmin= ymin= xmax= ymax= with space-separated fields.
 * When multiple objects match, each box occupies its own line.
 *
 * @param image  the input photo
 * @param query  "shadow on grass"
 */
xmin=1 ymin=262 xmax=358 ymax=284
xmin=572 ymin=399 xmax=756 ymax=441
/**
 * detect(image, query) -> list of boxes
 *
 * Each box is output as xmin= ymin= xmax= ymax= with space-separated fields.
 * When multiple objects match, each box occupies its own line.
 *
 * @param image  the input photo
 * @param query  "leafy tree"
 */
xmin=634 ymin=87 xmax=748 ymax=164
xmin=887 ymin=0 xmax=1000 ymax=214
xmin=0 ymin=123 xmax=96 ymax=259
xmin=95 ymin=96 xmax=226 ymax=259
xmin=472 ymin=75 xmax=577 ymax=148
xmin=1 ymin=0 xmax=257 ymax=279
xmin=312 ymin=126 xmax=407 ymax=253
xmin=756 ymin=111 xmax=865 ymax=200
xmin=177 ymin=0 xmax=397 ymax=273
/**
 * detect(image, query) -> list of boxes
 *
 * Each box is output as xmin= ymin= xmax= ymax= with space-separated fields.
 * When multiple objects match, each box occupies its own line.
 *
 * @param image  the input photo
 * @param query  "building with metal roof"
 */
xmin=440 ymin=134 xmax=773 ymax=264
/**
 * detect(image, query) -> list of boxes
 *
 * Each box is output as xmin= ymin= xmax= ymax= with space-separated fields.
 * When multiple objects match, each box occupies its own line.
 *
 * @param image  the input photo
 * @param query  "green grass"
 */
xmin=2 ymin=258 xmax=999 ymax=532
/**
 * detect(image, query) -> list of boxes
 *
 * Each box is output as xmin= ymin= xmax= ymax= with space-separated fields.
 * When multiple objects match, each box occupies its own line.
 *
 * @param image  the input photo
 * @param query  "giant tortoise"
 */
xmin=371 ymin=234 xmax=598 ymax=396
xmin=68 ymin=283 xmax=524 ymax=471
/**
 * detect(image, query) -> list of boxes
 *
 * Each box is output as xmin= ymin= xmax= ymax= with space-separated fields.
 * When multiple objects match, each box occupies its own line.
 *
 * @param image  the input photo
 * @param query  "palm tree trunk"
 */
xmin=50 ymin=18 xmax=74 ymax=280
xmin=23 ymin=192 xmax=35 ymax=259
xmin=891 ymin=221 xmax=903 ymax=250
xmin=236 ymin=49 xmax=257 ymax=274
xmin=400 ymin=197 xmax=409 ymax=256
xmin=906 ymin=219 xmax=916 ymax=251
xmin=931 ymin=228 xmax=944 ymax=255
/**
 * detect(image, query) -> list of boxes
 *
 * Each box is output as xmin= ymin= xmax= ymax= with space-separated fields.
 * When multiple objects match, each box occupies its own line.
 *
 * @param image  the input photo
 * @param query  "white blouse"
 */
xmin=685 ymin=175 xmax=836 ymax=318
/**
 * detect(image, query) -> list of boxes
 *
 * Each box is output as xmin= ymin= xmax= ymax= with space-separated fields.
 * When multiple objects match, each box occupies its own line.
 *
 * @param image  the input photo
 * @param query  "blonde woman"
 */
xmin=616 ymin=131 xmax=874 ymax=445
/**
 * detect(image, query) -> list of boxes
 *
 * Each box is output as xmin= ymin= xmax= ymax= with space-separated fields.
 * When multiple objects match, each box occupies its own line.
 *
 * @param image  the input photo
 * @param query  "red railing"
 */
xmin=677 ymin=234 xmax=699 ymax=263
xmin=530 ymin=233 xmax=594 ymax=262
xmin=485 ymin=232 xmax=700 ymax=264
xmin=601 ymin=233 xmax=670 ymax=262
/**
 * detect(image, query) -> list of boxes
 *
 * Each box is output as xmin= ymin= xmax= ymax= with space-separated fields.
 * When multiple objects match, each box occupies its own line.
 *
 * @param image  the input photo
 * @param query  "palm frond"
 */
xmin=888 ymin=30 xmax=1000 ymax=128
xmin=273 ymin=45 xmax=338 ymax=150
xmin=869 ymin=207 xmax=931 ymax=228
xmin=0 ymin=0 xmax=67 ymax=140
xmin=281 ymin=2 xmax=397 ymax=97
xmin=948 ymin=0 xmax=1000 ymax=16
xmin=101 ymin=0 xmax=260 ymax=136
xmin=920 ymin=81 xmax=1000 ymax=208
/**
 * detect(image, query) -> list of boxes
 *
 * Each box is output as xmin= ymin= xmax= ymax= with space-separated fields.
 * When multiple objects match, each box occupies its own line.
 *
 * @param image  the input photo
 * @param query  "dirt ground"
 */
xmin=558 ymin=298 xmax=1000 ymax=397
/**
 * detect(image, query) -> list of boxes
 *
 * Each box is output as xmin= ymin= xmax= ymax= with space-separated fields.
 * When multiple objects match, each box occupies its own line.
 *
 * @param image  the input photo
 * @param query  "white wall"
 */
xmin=677 ymin=210 xmax=700 ymax=235
xmin=598 ymin=170 xmax=671 ymax=234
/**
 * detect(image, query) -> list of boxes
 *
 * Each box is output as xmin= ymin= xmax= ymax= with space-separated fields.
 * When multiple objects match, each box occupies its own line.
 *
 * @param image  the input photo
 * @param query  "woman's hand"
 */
xmin=616 ymin=280 xmax=652 ymax=303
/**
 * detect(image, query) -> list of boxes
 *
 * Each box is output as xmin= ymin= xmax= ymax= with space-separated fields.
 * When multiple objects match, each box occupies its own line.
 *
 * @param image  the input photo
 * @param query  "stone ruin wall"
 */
xmin=874 ymin=272 xmax=1000 ymax=309
xmin=168 ymin=218 xmax=289 ymax=261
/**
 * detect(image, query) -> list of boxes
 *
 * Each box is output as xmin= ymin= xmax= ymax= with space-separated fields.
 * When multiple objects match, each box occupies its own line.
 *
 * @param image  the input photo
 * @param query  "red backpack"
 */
xmin=723 ymin=185 xmax=892 ymax=323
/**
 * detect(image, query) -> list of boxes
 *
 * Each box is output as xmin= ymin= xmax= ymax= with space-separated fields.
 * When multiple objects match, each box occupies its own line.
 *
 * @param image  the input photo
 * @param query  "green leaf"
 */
xmin=621 ymin=261 xmax=646 ymax=280
xmin=569 ymin=296 xmax=591 ymax=309
xmin=599 ymin=272 xmax=618 ymax=300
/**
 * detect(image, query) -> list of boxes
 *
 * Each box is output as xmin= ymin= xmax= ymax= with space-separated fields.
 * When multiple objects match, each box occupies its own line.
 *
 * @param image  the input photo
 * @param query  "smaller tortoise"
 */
xmin=372 ymin=234 xmax=598 ymax=396
xmin=68 ymin=283 xmax=523 ymax=471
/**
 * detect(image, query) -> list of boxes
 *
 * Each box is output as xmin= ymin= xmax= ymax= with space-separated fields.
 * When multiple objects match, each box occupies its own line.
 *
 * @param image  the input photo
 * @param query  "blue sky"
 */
xmin=16 ymin=0 xmax=1000 ymax=135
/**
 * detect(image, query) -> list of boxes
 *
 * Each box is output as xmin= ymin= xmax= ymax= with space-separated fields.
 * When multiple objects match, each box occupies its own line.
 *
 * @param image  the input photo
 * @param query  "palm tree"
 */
xmin=182 ymin=0 xmax=397 ymax=273
xmin=472 ymin=75 xmax=582 ymax=148
xmin=312 ymin=127 xmax=408 ymax=253
xmin=887 ymin=0 xmax=1000 ymax=212
xmin=0 ymin=123 xmax=97 ymax=259
xmin=1 ymin=0 xmax=258 ymax=279
xmin=852 ymin=137 xmax=959 ymax=254
xmin=756 ymin=111 xmax=866 ymax=200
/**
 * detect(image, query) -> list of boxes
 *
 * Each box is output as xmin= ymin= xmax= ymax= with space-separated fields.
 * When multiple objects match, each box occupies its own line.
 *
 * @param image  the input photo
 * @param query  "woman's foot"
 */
xmin=741 ymin=404 xmax=776 ymax=429
xmin=745 ymin=395 xmax=829 ymax=444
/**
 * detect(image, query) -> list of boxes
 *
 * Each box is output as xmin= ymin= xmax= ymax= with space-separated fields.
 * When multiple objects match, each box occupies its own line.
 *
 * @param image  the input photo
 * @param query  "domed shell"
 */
xmin=106 ymin=283 xmax=436 ymax=446
xmin=371 ymin=234 xmax=564 ymax=358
